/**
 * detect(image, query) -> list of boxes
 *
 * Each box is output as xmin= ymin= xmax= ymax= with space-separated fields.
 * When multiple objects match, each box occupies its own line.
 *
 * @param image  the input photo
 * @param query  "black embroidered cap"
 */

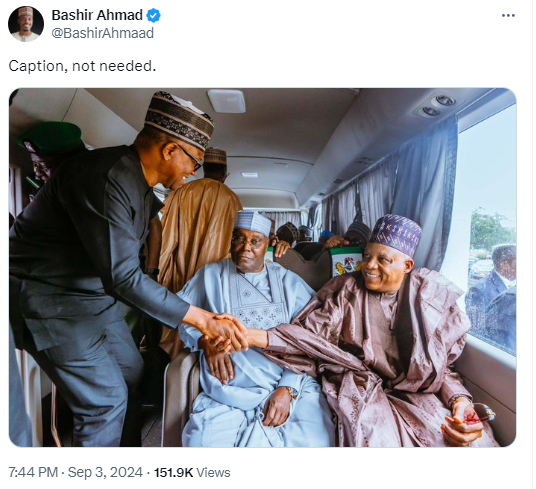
xmin=144 ymin=91 xmax=214 ymax=151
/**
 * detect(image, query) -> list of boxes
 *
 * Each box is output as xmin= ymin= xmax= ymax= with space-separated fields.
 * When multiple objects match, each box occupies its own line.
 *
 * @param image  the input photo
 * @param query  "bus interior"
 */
xmin=8 ymin=87 xmax=516 ymax=447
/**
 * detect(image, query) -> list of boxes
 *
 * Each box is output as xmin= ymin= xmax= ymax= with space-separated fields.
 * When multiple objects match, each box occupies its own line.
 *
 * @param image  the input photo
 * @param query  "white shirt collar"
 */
xmin=496 ymin=271 xmax=516 ymax=289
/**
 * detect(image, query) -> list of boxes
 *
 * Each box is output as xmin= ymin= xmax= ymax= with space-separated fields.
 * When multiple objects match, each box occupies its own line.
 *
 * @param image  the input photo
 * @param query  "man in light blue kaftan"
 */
xmin=178 ymin=211 xmax=335 ymax=447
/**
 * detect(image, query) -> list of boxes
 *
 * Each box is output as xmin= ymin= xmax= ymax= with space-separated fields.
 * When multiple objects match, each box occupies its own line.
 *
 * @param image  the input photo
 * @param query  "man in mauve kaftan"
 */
xmin=260 ymin=215 xmax=499 ymax=447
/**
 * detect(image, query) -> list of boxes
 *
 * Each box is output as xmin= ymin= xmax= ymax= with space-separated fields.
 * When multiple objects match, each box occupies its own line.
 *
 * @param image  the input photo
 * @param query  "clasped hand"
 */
xmin=203 ymin=314 xmax=248 ymax=352
xmin=441 ymin=396 xmax=485 ymax=447
xmin=199 ymin=335 xmax=235 ymax=384
xmin=263 ymin=387 xmax=292 ymax=427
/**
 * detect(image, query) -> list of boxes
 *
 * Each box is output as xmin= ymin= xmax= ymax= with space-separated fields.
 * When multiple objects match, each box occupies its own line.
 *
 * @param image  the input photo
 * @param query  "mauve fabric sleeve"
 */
xmin=438 ymin=305 xmax=472 ymax=407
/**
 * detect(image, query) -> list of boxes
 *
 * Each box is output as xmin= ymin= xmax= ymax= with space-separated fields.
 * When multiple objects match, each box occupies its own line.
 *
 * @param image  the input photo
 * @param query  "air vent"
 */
xmin=318 ymin=192 xmax=326 ymax=196
xmin=333 ymin=179 xmax=343 ymax=184
xmin=241 ymin=172 xmax=258 ymax=178
xmin=422 ymin=107 xmax=440 ymax=117
xmin=412 ymin=91 xmax=463 ymax=119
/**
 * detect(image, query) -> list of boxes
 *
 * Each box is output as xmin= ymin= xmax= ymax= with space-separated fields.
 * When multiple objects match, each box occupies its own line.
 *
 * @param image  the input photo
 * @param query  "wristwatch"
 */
xmin=146 ymin=268 xmax=160 ymax=276
xmin=283 ymin=386 xmax=298 ymax=400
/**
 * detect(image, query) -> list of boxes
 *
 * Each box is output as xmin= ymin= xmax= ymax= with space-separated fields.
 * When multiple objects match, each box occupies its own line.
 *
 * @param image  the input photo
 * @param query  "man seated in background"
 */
xmin=293 ymin=225 xmax=316 ymax=255
xmin=304 ymin=218 xmax=372 ymax=262
xmin=276 ymin=221 xmax=298 ymax=247
xmin=465 ymin=244 xmax=516 ymax=340
xmin=318 ymin=229 xmax=333 ymax=244
xmin=178 ymin=211 xmax=335 ymax=447
xmin=243 ymin=214 xmax=498 ymax=447
xmin=322 ymin=217 xmax=371 ymax=250
xmin=300 ymin=229 xmax=333 ymax=261
xmin=18 ymin=121 xmax=87 ymax=185
xmin=297 ymin=225 xmax=313 ymax=243
xmin=269 ymin=221 xmax=299 ymax=258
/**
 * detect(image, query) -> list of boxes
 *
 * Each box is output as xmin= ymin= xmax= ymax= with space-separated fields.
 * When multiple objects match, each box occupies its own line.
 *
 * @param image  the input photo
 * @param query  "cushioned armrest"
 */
xmin=161 ymin=349 xmax=200 ymax=447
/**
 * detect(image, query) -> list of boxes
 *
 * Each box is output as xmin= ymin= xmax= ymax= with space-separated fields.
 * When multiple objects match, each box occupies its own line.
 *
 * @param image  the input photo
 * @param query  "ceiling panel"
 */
xmin=224 ymin=156 xmax=311 ymax=192
xmin=86 ymin=88 xmax=358 ymax=194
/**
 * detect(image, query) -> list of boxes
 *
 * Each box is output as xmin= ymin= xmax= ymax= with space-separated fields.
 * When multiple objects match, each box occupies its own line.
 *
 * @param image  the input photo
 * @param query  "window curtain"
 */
xmin=390 ymin=115 xmax=458 ymax=270
xmin=357 ymin=153 xmax=398 ymax=229
xmin=260 ymin=211 xmax=302 ymax=234
xmin=322 ymin=183 xmax=358 ymax=235
xmin=335 ymin=181 xmax=358 ymax=235
xmin=307 ymin=203 xmax=323 ymax=241
xmin=322 ymin=195 xmax=335 ymax=235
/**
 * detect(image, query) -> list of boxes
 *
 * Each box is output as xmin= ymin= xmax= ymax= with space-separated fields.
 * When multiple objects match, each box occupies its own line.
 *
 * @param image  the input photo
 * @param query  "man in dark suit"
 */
xmin=9 ymin=91 xmax=246 ymax=447
xmin=465 ymin=244 xmax=516 ymax=339
xmin=485 ymin=285 xmax=516 ymax=354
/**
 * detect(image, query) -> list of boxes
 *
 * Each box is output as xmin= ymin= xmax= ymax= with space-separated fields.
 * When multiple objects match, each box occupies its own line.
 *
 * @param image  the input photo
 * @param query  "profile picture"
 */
xmin=8 ymin=6 xmax=43 ymax=42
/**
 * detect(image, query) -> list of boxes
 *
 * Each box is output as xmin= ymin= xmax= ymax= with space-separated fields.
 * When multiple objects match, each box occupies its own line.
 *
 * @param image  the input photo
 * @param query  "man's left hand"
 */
xmin=199 ymin=335 xmax=234 ymax=384
xmin=263 ymin=387 xmax=292 ymax=427
xmin=441 ymin=396 xmax=484 ymax=447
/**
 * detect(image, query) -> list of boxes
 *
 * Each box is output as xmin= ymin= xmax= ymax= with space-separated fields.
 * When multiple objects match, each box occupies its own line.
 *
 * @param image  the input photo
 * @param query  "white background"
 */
xmin=2 ymin=1 xmax=533 ymax=488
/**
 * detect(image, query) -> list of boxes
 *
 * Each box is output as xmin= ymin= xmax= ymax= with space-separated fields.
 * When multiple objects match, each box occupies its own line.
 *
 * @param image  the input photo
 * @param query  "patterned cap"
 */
xmin=17 ymin=122 xmax=83 ymax=154
xmin=346 ymin=220 xmax=372 ymax=245
xmin=298 ymin=225 xmax=313 ymax=238
xmin=203 ymin=147 xmax=227 ymax=165
xmin=234 ymin=211 xmax=271 ymax=237
xmin=144 ymin=91 xmax=214 ymax=151
xmin=18 ymin=7 xmax=33 ymax=16
xmin=369 ymin=214 xmax=422 ymax=258
xmin=277 ymin=222 xmax=299 ymax=243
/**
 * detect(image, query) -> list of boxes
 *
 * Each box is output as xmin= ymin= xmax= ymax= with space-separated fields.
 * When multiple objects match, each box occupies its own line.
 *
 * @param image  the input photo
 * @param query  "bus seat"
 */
xmin=161 ymin=349 xmax=200 ymax=447
xmin=275 ymin=249 xmax=331 ymax=291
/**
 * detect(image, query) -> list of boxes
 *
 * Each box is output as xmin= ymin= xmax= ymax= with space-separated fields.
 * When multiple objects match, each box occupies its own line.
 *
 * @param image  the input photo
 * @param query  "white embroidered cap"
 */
xmin=234 ymin=211 xmax=271 ymax=237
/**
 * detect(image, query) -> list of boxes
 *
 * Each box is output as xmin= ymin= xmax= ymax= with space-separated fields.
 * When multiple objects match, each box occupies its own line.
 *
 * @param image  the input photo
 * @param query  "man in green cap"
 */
xmin=18 ymin=121 xmax=87 ymax=183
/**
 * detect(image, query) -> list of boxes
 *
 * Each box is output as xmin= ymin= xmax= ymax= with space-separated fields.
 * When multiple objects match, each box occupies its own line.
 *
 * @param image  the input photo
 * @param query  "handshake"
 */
xmin=202 ymin=313 xmax=249 ymax=353
xmin=183 ymin=305 xmax=250 ymax=352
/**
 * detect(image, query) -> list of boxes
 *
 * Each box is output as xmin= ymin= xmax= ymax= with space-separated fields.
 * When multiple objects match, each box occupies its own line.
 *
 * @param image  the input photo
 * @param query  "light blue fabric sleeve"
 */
xmin=277 ymin=369 xmax=304 ymax=392
xmin=176 ymin=268 xmax=207 ymax=352
xmin=179 ymin=324 xmax=203 ymax=352
xmin=284 ymin=269 xmax=315 ymax=319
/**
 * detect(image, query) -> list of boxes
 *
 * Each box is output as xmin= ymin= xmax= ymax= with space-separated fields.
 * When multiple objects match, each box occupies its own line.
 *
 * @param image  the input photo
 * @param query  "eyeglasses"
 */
xmin=231 ymin=236 xmax=266 ymax=250
xmin=175 ymin=143 xmax=203 ymax=172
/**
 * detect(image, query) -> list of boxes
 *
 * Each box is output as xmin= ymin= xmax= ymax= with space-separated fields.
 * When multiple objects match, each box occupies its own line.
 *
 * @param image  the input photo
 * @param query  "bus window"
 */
xmin=441 ymin=104 xmax=516 ymax=356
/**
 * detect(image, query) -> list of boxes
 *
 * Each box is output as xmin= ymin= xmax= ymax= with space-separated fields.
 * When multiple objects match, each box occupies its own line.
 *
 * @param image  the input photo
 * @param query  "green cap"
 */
xmin=17 ymin=122 xmax=83 ymax=155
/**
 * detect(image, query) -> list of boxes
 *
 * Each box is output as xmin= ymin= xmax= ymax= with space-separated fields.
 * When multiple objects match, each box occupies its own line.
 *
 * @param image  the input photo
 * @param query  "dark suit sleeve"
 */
xmin=464 ymin=287 xmax=485 ymax=333
xmin=61 ymin=170 xmax=189 ymax=328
